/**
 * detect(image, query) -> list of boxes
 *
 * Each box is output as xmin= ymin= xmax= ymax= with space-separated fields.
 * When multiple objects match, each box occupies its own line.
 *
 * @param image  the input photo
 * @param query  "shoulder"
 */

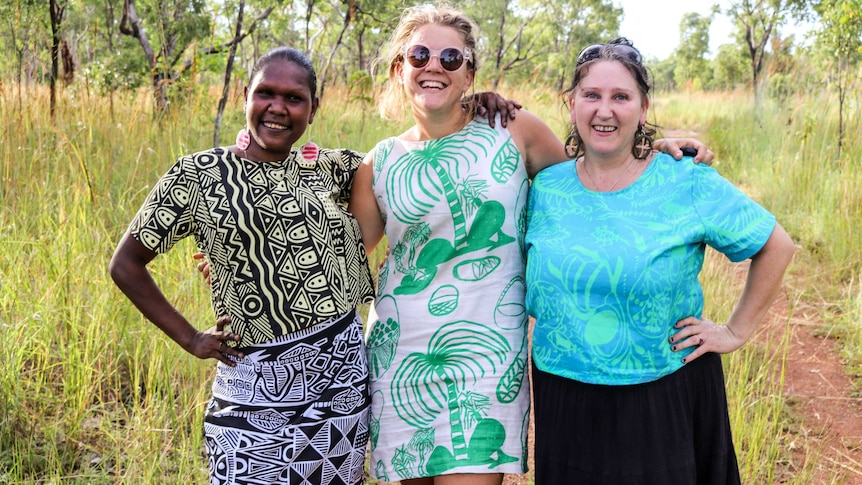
xmin=306 ymin=144 xmax=365 ymax=172
xmin=652 ymin=152 xmax=721 ymax=180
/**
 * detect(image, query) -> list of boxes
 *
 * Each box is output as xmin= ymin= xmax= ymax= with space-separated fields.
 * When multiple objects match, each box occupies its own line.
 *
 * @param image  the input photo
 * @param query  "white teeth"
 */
xmin=263 ymin=122 xmax=288 ymax=129
xmin=594 ymin=125 xmax=616 ymax=132
xmin=420 ymin=81 xmax=445 ymax=89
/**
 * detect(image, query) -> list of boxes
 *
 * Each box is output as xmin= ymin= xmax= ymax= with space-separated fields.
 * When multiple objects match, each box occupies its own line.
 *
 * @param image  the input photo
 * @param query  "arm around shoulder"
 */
xmin=507 ymin=109 xmax=569 ymax=178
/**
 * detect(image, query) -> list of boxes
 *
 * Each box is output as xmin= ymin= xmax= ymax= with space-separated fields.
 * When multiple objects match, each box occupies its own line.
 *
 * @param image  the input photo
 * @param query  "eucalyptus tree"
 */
xmin=813 ymin=0 xmax=862 ymax=159
xmin=118 ymin=0 xmax=211 ymax=112
xmin=673 ymin=11 xmax=714 ymax=90
xmin=463 ymin=0 xmax=620 ymax=90
xmin=726 ymin=0 xmax=807 ymax=101
xmin=1 ymin=0 xmax=45 ymax=111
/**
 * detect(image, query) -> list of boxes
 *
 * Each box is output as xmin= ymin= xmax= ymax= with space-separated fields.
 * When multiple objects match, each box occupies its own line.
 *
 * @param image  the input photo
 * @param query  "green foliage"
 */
xmin=712 ymin=43 xmax=748 ymax=91
xmin=673 ymin=12 xmax=713 ymax=89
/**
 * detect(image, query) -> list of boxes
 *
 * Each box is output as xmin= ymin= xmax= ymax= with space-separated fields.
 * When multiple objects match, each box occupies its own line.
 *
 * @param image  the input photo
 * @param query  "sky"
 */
xmin=616 ymin=0 xmax=814 ymax=60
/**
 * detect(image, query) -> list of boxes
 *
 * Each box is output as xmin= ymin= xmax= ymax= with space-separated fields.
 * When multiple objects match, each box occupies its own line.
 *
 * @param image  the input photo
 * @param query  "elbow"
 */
xmin=108 ymin=251 xmax=128 ymax=287
xmin=774 ymin=224 xmax=796 ymax=263
xmin=755 ymin=223 xmax=795 ymax=269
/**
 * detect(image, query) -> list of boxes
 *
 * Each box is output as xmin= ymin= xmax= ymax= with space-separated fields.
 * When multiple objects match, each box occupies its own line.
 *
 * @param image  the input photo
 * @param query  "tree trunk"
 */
xmin=318 ymin=1 xmax=354 ymax=99
xmin=120 ymin=0 xmax=166 ymax=111
xmin=49 ymin=0 xmax=65 ymax=118
xmin=214 ymin=0 xmax=245 ymax=148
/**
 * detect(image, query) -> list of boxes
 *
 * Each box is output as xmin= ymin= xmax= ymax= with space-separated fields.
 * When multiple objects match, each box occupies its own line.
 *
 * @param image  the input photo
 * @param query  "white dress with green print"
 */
xmin=365 ymin=117 xmax=531 ymax=481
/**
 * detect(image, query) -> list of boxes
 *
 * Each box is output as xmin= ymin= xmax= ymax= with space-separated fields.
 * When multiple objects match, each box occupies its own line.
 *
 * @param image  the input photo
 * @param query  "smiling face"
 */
xmin=243 ymin=60 xmax=319 ymax=162
xmin=570 ymin=60 xmax=649 ymax=161
xmin=397 ymin=23 xmax=474 ymax=115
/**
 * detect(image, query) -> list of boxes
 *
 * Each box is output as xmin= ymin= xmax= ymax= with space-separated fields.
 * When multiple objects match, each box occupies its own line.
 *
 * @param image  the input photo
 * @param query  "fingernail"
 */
xmin=681 ymin=358 xmax=686 ymax=364
xmin=668 ymin=337 xmax=674 ymax=343
xmin=672 ymin=345 xmax=677 ymax=351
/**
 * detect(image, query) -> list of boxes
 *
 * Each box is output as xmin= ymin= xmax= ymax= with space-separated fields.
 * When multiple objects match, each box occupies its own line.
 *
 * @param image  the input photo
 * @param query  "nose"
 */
xmin=268 ymin=96 xmax=288 ymax=113
xmin=596 ymin=99 xmax=613 ymax=118
xmin=424 ymin=55 xmax=445 ymax=72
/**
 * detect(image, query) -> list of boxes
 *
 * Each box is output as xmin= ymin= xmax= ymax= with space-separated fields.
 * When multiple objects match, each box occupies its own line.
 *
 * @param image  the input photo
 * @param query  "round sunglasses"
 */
xmin=402 ymin=45 xmax=472 ymax=72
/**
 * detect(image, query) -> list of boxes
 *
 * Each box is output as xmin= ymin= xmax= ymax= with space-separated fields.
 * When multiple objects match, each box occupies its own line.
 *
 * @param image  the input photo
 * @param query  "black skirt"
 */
xmin=532 ymin=352 xmax=740 ymax=485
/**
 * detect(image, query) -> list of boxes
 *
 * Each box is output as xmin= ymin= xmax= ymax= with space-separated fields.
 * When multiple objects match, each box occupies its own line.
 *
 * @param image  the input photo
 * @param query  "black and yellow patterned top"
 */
xmin=129 ymin=146 xmax=374 ymax=346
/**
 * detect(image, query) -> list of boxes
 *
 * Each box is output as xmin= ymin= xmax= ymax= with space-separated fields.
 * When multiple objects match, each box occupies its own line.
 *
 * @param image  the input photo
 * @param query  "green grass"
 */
xmin=1 ymin=80 xmax=860 ymax=483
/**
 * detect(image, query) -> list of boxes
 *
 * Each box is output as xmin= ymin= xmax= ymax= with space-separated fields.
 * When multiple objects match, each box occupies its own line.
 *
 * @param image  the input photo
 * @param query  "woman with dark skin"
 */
xmin=110 ymin=47 xmax=376 ymax=485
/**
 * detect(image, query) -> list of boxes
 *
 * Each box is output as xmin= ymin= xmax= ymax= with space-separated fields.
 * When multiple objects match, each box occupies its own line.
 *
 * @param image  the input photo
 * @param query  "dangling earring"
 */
xmin=632 ymin=124 xmax=653 ymax=160
xmin=565 ymin=125 xmax=582 ymax=159
xmin=235 ymin=128 xmax=250 ymax=151
xmin=300 ymin=141 xmax=319 ymax=161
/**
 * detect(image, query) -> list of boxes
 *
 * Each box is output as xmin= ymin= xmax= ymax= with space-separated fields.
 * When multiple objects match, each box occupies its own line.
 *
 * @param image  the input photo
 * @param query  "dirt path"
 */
xmin=778 ymin=290 xmax=862 ymax=483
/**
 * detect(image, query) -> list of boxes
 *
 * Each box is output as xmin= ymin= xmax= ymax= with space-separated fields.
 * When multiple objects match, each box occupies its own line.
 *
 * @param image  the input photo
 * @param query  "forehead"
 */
xmin=408 ymin=24 xmax=465 ymax=48
xmin=578 ymin=61 xmax=638 ymax=90
xmin=251 ymin=61 xmax=312 ymax=92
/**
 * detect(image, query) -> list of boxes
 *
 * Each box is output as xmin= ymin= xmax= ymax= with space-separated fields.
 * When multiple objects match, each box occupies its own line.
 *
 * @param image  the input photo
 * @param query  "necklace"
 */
xmin=578 ymin=157 xmax=637 ymax=192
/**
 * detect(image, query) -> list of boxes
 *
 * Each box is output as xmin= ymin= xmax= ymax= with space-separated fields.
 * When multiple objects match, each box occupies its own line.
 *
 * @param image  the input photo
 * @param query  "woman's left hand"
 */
xmin=669 ymin=316 xmax=747 ymax=364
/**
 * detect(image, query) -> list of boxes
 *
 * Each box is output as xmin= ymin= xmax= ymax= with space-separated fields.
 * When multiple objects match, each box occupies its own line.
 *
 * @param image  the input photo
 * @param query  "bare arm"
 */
xmin=109 ymin=232 xmax=242 ymax=364
xmin=348 ymin=153 xmax=385 ymax=253
xmin=506 ymin=109 xmax=569 ymax=178
xmin=507 ymin=111 xmax=716 ymax=178
xmin=670 ymin=223 xmax=795 ymax=363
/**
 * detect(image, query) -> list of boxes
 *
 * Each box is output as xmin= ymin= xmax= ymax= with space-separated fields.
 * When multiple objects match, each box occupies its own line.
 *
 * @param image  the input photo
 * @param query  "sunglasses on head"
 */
xmin=576 ymin=39 xmax=642 ymax=66
xmin=402 ymin=45 xmax=472 ymax=72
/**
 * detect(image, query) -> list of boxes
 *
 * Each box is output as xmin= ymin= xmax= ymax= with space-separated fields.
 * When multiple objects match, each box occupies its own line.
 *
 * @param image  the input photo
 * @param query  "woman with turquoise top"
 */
xmin=524 ymin=37 xmax=795 ymax=484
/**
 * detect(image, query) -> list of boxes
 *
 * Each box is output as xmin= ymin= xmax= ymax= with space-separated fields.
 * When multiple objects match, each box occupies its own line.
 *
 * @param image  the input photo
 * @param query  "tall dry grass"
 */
xmin=0 ymin=80 xmax=859 ymax=483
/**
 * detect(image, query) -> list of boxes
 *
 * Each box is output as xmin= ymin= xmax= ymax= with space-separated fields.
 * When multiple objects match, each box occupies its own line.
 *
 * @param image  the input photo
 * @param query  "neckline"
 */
xmin=398 ymin=117 xmax=491 ymax=145
xmin=571 ymin=152 xmax=661 ymax=194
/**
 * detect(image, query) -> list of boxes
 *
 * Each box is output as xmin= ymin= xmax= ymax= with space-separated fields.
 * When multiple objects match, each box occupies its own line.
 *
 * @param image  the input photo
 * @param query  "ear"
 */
xmin=640 ymin=97 xmax=650 ymax=125
xmin=309 ymin=96 xmax=320 ymax=125
xmin=464 ymin=68 xmax=475 ymax=91
xmin=394 ymin=62 xmax=405 ymax=85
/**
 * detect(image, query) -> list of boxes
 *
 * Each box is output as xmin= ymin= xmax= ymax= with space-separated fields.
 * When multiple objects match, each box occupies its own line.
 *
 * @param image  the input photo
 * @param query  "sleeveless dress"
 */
xmin=365 ymin=118 xmax=531 ymax=481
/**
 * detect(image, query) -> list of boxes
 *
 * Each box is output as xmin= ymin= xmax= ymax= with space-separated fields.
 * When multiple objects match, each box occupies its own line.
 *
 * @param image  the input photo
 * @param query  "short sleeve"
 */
xmin=692 ymin=165 xmax=776 ymax=262
xmin=316 ymin=148 xmax=364 ymax=205
xmin=127 ymin=156 xmax=197 ymax=254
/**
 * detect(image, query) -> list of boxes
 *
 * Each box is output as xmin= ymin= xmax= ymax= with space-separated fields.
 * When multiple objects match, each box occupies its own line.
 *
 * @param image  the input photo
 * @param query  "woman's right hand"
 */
xmin=192 ymin=315 xmax=243 ymax=366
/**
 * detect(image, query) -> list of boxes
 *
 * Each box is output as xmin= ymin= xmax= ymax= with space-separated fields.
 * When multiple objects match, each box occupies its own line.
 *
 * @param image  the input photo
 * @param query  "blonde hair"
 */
xmin=374 ymin=3 xmax=480 ymax=121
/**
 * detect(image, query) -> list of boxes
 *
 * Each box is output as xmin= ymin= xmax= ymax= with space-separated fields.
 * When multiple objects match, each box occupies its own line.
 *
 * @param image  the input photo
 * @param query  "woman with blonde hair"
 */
xmin=349 ymin=6 xmax=711 ymax=484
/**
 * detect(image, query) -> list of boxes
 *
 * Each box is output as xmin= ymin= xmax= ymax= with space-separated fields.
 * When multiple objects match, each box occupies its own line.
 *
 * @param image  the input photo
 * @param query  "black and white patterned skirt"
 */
xmin=204 ymin=309 xmax=370 ymax=485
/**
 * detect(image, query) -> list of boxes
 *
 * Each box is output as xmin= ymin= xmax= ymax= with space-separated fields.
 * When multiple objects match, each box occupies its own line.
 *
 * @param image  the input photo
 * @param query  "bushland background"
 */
xmin=1 ymin=0 xmax=861 ymax=483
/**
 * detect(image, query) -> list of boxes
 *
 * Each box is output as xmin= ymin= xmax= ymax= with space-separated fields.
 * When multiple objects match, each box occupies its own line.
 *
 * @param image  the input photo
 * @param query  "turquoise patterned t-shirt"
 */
xmin=524 ymin=153 xmax=776 ymax=385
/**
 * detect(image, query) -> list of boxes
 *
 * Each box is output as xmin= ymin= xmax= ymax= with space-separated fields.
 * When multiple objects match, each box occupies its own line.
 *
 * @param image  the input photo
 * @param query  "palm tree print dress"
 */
xmin=366 ymin=118 xmax=531 ymax=481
